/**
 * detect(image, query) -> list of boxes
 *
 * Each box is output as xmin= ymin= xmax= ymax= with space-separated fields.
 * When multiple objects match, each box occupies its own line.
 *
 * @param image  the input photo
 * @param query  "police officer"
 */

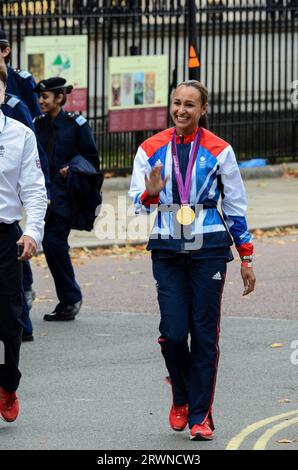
xmin=0 ymin=68 xmax=47 ymax=422
xmin=34 ymin=77 xmax=100 ymax=321
xmin=0 ymin=30 xmax=41 ymax=118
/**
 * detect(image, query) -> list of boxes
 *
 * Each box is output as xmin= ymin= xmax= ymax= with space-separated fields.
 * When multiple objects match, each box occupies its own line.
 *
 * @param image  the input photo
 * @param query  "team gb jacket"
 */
xmin=129 ymin=127 xmax=254 ymax=258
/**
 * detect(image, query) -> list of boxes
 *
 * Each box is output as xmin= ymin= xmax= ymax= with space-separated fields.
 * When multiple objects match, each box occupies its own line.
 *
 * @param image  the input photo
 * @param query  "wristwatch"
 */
xmin=241 ymin=255 xmax=253 ymax=261
xmin=241 ymin=261 xmax=253 ymax=268
xmin=241 ymin=255 xmax=253 ymax=268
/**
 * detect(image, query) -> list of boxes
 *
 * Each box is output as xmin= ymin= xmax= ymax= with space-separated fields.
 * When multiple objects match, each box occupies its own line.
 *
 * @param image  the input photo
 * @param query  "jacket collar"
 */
xmin=0 ymin=109 xmax=6 ymax=133
xmin=45 ymin=108 xmax=65 ymax=126
xmin=175 ymin=126 xmax=199 ymax=144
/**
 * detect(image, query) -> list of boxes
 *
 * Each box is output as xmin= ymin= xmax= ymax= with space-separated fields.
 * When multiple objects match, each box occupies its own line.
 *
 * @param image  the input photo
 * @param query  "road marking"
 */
xmin=253 ymin=416 xmax=298 ymax=450
xmin=226 ymin=409 xmax=298 ymax=450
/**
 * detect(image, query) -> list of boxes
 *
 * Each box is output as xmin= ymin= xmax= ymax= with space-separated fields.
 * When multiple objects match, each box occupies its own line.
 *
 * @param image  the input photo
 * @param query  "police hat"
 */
xmin=34 ymin=77 xmax=73 ymax=94
xmin=0 ymin=30 xmax=9 ymax=47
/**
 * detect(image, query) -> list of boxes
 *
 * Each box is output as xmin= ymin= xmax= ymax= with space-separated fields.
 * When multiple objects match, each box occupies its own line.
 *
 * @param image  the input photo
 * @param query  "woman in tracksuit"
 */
xmin=129 ymin=80 xmax=256 ymax=441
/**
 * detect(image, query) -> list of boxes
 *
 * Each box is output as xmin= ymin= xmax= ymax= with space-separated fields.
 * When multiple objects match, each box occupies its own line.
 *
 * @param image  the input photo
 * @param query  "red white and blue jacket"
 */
xmin=129 ymin=127 xmax=254 ymax=258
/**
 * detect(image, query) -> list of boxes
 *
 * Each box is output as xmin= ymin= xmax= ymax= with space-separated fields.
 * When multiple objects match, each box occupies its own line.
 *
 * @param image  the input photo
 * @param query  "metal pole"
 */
xmin=188 ymin=0 xmax=200 ymax=80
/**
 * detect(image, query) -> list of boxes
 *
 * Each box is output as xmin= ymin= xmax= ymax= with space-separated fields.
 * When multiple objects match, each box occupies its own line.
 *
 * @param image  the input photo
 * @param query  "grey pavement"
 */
xmin=1 ymin=315 xmax=297 ymax=450
xmin=2 ymin=170 xmax=298 ymax=450
xmin=69 ymin=175 xmax=298 ymax=248
xmin=1 ymin=234 xmax=298 ymax=450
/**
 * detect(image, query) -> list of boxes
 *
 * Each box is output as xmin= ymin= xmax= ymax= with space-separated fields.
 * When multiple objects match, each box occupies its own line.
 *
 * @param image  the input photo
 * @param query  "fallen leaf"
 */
xmin=277 ymin=398 xmax=292 ymax=404
xmin=277 ymin=439 xmax=296 ymax=444
xmin=35 ymin=297 xmax=54 ymax=303
xmin=252 ymin=229 xmax=265 ymax=238
xmin=251 ymin=226 xmax=298 ymax=239
xmin=284 ymin=168 xmax=298 ymax=178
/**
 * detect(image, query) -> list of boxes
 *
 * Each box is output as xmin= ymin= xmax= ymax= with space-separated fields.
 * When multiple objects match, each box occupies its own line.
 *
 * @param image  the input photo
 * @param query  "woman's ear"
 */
xmin=202 ymin=102 xmax=208 ymax=115
xmin=56 ymin=93 xmax=64 ymax=105
xmin=1 ymin=46 xmax=11 ymax=59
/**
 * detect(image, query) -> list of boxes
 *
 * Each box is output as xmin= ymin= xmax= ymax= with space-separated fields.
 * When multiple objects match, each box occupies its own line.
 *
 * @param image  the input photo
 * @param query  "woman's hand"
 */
xmin=144 ymin=164 xmax=168 ymax=197
xmin=60 ymin=166 xmax=69 ymax=179
xmin=241 ymin=265 xmax=256 ymax=296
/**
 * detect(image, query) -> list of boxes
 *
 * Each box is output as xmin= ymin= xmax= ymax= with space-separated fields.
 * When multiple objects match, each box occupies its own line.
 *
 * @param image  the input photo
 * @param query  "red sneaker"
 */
xmin=190 ymin=417 xmax=214 ymax=441
xmin=0 ymin=387 xmax=19 ymax=422
xmin=165 ymin=376 xmax=188 ymax=431
xmin=169 ymin=403 xmax=189 ymax=431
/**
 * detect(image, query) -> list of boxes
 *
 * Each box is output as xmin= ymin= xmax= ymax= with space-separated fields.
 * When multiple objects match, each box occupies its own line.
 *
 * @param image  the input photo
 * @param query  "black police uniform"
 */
xmin=0 ymin=29 xmax=41 ymax=119
xmin=2 ymin=93 xmax=34 ymax=130
xmin=6 ymin=66 xmax=42 ymax=119
xmin=34 ymin=77 xmax=99 ymax=320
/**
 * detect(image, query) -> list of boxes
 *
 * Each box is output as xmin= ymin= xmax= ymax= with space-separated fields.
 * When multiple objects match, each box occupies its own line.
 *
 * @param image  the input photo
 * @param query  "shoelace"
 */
xmin=174 ymin=405 xmax=188 ymax=418
xmin=193 ymin=421 xmax=212 ymax=432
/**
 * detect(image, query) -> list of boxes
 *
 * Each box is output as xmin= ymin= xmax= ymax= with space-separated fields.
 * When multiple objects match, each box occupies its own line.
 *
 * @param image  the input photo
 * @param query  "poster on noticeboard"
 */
xmin=108 ymin=54 xmax=169 ymax=132
xmin=24 ymin=35 xmax=88 ymax=113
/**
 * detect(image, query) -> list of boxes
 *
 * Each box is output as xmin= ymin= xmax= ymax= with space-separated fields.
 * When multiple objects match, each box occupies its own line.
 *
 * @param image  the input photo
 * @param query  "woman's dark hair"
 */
xmin=53 ymin=85 xmax=73 ymax=106
xmin=0 ymin=45 xmax=11 ymax=64
xmin=174 ymin=80 xmax=209 ymax=129
xmin=0 ymin=64 xmax=8 ymax=86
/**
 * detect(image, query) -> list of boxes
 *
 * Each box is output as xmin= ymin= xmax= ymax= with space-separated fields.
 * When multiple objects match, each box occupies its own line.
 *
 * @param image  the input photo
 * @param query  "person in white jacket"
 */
xmin=0 ymin=69 xmax=47 ymax=422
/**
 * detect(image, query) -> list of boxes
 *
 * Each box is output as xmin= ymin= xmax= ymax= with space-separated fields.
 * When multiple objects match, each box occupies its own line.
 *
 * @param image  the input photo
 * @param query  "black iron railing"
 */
xmin=1 ymin=0 xmax=297 ymax=170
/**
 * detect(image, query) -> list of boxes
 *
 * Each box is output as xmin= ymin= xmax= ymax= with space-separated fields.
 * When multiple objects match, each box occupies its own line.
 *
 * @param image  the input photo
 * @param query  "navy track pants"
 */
xmin=152 ymin=254 xmax=226 ymax=428
xmin=42 ymin=212 xmax=82 ymax=307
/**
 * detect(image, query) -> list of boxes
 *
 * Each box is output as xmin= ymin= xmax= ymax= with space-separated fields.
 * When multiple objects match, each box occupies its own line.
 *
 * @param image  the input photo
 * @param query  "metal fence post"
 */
xmin=188 ymin=0 xmax=200 ymax=81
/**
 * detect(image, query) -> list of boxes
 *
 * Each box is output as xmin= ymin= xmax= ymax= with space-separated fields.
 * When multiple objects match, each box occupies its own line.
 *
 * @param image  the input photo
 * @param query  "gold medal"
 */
xmin=176 ymin=205 xmax=195 ymax=225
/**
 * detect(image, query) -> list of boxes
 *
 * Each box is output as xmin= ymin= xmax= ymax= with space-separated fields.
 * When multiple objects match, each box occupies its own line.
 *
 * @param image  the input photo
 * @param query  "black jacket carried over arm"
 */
xmin=66 ymin=154 xmax=103 ymax=231
xmin=34 ymin=109 xmax=103 ymax=229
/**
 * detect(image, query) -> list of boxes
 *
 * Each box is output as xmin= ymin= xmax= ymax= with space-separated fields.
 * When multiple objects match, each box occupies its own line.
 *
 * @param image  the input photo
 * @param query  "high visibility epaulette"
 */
xmin=67 ymin=112 xmax=87 ymax=126
xmin=13 ymin=68 xmax=32 ymax=79
xmin=5 ymin=94 xmax=20 ymax=108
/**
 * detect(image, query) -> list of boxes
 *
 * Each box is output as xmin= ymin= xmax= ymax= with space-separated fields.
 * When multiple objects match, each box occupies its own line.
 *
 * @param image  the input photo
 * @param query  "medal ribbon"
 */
xmin=171 ymin=128 xmax=201 ymax=205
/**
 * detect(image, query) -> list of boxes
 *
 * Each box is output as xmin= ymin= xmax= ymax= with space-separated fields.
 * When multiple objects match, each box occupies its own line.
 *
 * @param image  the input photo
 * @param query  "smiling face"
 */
xmin=171 ymin=85 xmax=208 ymax=135
xmin=38 ymin=91 xmax=63 ymax=117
